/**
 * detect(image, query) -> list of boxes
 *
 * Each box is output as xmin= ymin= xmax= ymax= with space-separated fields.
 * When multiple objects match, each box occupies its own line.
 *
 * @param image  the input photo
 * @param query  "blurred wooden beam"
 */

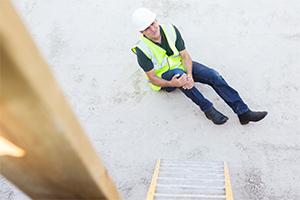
xmin=0 ymin=135 xmax=25 ymax=157
xmin=0 ymin=0 xmax=121 ymax=199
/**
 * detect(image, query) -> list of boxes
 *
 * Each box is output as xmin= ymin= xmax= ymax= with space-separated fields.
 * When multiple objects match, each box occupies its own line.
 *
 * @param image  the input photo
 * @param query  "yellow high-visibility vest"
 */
xmin=132 ymin=24 xmax=186 ymax=91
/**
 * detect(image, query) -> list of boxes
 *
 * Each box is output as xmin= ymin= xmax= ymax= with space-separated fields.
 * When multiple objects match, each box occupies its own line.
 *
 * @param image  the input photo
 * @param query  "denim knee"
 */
xmin=209 ymin=70 xmax=225 ymax=85
xmin=161 ymin=69 xmax=186 ymax=92
xmin=162 ymin=69 xmax=186 ymax=81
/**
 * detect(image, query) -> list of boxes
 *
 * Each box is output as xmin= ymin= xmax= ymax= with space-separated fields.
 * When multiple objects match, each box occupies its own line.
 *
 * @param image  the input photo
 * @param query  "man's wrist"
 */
xmin=166 ymin=79 xmax=174 ymax=87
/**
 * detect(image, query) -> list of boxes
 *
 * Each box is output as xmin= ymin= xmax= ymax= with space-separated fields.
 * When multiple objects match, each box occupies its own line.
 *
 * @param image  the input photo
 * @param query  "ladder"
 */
xmin=147 ymin=160 xmax=233 ymax=200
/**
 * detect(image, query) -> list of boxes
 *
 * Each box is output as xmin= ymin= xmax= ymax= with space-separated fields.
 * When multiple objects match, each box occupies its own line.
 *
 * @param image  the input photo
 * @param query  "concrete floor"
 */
xmin=1 ymin=0 xmax=300 ymax=199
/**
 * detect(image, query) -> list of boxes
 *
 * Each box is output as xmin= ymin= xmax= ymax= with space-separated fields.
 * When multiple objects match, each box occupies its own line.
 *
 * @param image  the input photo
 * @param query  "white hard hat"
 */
xmin=132 ymin=8 xmax=156 ymax=32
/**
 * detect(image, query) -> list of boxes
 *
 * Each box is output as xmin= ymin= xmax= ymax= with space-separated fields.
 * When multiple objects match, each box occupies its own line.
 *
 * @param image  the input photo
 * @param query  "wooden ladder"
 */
xmin=147 ymin=160 xmax=233 ymax=200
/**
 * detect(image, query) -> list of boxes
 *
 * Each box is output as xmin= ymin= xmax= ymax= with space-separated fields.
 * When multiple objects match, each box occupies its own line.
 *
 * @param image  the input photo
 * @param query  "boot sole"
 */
xmin=213 ymin=117 xmax=229 ymax=125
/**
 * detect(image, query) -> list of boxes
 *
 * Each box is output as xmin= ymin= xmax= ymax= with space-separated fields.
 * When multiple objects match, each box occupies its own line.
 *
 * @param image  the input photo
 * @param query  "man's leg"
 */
xmin=161 ymin=69 xmax=228 ymax=124
xmin=192 ymin=61 xmax=267 ymax=124
xmin=162 ymin=68 xmax=212 ymax=111
xmin=192 ymin=61 xmax=249 ymax=115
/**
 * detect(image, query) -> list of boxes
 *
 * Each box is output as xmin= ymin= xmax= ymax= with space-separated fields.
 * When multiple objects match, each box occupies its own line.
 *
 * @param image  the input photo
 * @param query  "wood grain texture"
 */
xmin=0 ymin=1 xmax=121 ymax=199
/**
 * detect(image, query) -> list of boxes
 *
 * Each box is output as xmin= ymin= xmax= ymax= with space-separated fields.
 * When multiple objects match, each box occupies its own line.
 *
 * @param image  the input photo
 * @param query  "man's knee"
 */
xmin=209 ymin=69 xmax=225 ymax=85
xmin=172 ymin=68 xmax=186 ymax=76
xmin=162 ymin=68 xmax=186 ymax=81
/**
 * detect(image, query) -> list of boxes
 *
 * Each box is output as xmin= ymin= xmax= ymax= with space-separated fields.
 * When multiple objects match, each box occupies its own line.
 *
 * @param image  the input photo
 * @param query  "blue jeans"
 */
xmin=161 ymin=61 xmax=249 ymax=115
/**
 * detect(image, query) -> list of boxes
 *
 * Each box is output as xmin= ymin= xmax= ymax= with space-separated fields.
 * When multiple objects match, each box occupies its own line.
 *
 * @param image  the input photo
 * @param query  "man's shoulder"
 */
xmin=163 ymin=23 xmax=180 ymax=33
xmin=162 ymin=23 xmax=177 ymax=29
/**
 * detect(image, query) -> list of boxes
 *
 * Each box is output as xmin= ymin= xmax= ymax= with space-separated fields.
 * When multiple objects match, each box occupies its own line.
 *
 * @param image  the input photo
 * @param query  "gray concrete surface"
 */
xmin=1 ymin=0 xmax=300 ymax=199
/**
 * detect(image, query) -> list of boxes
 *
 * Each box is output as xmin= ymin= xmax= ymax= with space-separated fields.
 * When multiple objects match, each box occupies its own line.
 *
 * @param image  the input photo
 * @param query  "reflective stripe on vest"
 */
xmin=132 ymin=24 xmax=186 ymax=91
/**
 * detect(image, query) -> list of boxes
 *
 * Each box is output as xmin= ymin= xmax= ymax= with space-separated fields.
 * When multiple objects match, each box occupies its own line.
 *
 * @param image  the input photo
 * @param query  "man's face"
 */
xmin=141 ymin=20 xmax=160 ymax=40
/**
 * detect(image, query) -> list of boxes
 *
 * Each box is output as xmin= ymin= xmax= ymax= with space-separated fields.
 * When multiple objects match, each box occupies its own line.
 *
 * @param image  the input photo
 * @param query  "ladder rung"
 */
xmin=157 ymin=184 xmax=225 ymax=190
xmin=161 ymin=160 xmax=224 ymax=165
xmin=159 ymin=167 xmax=224 ymax=172
xmin=156 ymin=187 xmax=225 ymax=195
xmin=158 ymin=177 xmax=225 ymax=182
xmin=158 ymin=173 xmax=225 ymax=179
xmin=155 ymin=193 xmax=226 ymax=198
xmin=160 ymin=163 xmax=224 ymax=168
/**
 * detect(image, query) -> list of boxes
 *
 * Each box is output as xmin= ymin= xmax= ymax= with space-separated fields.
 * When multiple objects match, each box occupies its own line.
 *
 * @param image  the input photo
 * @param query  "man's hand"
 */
xmin=170 ymin=74 xmax=188 ymax=87
xmin=145 ymin=69 xmax=194 ymax=89
xmin=183 ymin=75 xmax=194 ymax=89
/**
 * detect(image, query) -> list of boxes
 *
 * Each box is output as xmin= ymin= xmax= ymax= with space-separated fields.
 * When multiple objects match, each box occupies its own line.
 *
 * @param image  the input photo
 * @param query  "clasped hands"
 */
xmin=170 ymin=73 xmax=194 ymax=89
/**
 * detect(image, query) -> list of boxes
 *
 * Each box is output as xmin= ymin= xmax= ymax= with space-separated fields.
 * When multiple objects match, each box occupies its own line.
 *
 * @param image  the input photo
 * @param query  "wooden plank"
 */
xmin=146 ymin=159 xmax=161 ymax=200
xmin=0 ymin=0 xmax=121 ymax=199
xmin=0 ymin=135 xmax=25 ymax=157
xmin=224 ymin=162 xmax=234 ymax=200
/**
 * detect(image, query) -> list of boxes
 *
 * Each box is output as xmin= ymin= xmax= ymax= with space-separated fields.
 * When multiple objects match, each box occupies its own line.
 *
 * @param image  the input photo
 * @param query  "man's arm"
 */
xmin=145 ymin=69 xmax=187 ymax=88
xmin=180 ymin=49 xmax=194 ymax=89
xmin=180 ymin=49 xmax=193 ymax=76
